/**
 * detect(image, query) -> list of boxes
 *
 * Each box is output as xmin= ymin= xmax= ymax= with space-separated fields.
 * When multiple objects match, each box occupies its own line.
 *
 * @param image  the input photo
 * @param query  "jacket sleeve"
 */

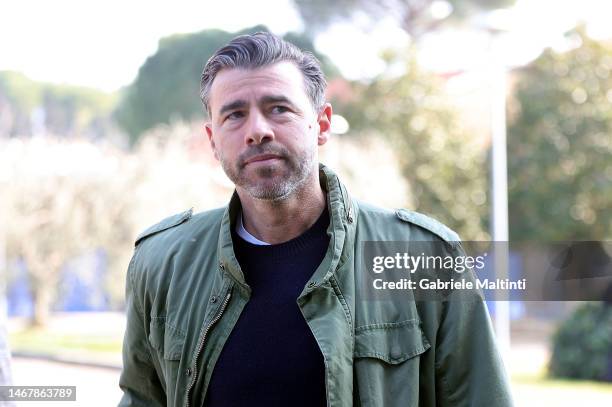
xmin=434 ymin=243 xmax=514 ymax=407
xmin=118 ymin=253 xmax=166 ymax=407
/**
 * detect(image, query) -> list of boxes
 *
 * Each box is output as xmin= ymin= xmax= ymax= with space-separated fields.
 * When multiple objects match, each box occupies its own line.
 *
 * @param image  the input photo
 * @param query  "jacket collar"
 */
xmin=216 ymin=163 xmax=358 ymax=291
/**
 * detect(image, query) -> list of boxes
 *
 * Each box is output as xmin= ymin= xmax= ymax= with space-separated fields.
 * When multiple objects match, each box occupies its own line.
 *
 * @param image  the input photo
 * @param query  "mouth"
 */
xmin=244 ymin=154 xmax=282 ymax=165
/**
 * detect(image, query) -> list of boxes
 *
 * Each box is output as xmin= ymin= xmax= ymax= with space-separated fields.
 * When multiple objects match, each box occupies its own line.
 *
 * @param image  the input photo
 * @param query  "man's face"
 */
xmin=205 ymin=61 xmax=331 ymax=201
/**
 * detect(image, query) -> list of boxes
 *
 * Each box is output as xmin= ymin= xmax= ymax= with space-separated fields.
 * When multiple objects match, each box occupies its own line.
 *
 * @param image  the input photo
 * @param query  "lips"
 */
xmin=244 ymin=154 xmax=282 ymax=165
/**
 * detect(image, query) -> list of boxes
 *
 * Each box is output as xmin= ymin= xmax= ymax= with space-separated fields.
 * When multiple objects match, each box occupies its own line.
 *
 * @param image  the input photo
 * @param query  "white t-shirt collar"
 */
xmin=236 ymin=211 xmax=270 ymax=245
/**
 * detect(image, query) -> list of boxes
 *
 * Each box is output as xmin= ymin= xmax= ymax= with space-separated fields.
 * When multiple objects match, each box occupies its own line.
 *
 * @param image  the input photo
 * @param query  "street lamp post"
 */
xmin=490 ymin=46 xmax=511 ymax=362
xmin=472 ymin=10 xmax=513 ymax=366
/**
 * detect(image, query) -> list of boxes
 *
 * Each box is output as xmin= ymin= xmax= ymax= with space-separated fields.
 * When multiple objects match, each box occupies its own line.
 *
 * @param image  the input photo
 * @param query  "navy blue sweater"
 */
xmin=203 ymin=209 xmax=330 ymax=407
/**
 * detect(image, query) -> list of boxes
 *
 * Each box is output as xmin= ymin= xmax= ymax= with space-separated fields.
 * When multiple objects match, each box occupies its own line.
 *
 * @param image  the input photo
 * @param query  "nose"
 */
xmin=245 ymin=109 xmax=274 ymax=145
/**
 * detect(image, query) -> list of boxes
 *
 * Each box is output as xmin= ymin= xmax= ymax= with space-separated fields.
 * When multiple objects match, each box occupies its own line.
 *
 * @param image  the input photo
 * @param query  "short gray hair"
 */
xmin=200 ymin=32 xmax=327 ymax=116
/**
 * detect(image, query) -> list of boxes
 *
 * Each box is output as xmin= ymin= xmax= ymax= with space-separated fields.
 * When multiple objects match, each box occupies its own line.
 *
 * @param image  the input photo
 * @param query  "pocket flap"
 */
xmin=354 ymin=319 xmax=431 ymax=364
xmin=148 ymin=317 xmax=185 ymax=360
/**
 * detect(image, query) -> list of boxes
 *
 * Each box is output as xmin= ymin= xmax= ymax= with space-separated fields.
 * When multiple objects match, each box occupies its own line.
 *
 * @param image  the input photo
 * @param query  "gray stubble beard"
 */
xmin=219 ymin=145 xmax=317 ymax=202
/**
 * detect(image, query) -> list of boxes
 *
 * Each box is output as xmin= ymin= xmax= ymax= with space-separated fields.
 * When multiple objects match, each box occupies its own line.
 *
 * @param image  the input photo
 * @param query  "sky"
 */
xmin=0 ymin=0 xmax=302 ymax=92
xmin=416 ymin=0 xmax=612 ymax=73
xmin=1 ymin=0 xmax=611 ymax=92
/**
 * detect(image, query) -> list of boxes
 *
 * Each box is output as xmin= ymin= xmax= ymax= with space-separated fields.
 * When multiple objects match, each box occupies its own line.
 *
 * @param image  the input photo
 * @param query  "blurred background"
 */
xmin=1 ymin=0 xmax=611 ymax=405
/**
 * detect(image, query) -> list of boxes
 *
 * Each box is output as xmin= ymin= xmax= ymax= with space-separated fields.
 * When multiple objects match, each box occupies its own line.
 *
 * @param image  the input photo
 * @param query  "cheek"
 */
xmin=289 ymin=116 xmax=316 ymax=135
xmin=212 ymin=137 xmax=234 ymax=160
xmin=214 ymin=128 xmax=238 ymax=148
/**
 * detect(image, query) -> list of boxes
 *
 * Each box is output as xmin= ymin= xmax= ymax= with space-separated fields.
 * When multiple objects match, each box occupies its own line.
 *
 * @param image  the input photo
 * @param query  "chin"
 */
xmin=251 ymin=164 xmax=286 ymax=179
xmin=243 ymin=180 xmax=295 ymax=201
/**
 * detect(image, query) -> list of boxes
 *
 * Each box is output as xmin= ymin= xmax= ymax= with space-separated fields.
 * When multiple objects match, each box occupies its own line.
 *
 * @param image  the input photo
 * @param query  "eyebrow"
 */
xmin=219 ymin=100 xmax=248 ymax=116
xmin=218 ymin=95 xmax=297 ymax=117
xmin=259 ymin=95 xmax=294 ymax=106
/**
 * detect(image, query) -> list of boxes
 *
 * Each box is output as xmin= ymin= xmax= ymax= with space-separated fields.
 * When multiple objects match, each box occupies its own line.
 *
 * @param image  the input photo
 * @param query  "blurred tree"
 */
xmin=116 ymin=25 xmax=338 ymax=145
xmin=4 ymin=175 xmax=96 ymax=326
xmin=0 ymin=71 xmax=116 ymax=139
xmin=1 ymin=140 xmax=140 ymax=326
xmin=549 ymin=301 xmax=612 ymax=381
xmin=293 ymin=0 xmax=514 ymax=39
xmin=0 ymin=128 xmax=232 ymax=325
xmin=338 ymin=52 xmax=489 ymax=240
xmin=507 ymin=27 xmax=612 ymax=241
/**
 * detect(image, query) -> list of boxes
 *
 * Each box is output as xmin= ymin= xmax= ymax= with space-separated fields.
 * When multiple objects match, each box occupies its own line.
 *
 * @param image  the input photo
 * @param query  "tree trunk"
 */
xmin=31 ymin=287 xmax=52 ymax=327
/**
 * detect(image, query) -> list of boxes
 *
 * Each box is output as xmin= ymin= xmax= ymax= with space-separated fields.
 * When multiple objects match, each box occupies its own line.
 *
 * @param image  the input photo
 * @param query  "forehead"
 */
xmin=208 ymin=61 xmax=309 ymax=112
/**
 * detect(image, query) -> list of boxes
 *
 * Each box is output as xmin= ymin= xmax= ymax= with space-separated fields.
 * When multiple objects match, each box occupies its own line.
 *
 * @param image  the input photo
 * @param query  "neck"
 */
xmin=237 ymin=172 xmax=326 ymax=245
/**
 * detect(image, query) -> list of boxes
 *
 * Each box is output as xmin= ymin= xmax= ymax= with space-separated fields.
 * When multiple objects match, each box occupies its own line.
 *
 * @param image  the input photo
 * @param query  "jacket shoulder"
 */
xmin=129 ymin=207 xmax=224 ymax=288
xmin=356 ymin=200 xmax=459 ymax=245
xmin=134 ymin=206 xmax=226 ymax=248
xmin=395 ymin=208 xmax=460 ymax=245
xmin=134 ymin=208 xmax=194 ymax=247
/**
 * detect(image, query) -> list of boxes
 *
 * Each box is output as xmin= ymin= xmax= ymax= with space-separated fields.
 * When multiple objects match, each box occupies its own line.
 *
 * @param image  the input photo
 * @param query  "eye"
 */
xmin=271 ymin=105 xmax=290 ymax=114
xmin=225 ymin=111 xmax=244 ymax=121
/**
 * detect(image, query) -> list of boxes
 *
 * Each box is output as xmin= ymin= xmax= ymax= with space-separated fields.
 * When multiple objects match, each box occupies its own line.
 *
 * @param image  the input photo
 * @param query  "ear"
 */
xmin=205 ymin=122 xmax=219 ymax=161
xmin=316 ymin=103 xmax=333 ymax=146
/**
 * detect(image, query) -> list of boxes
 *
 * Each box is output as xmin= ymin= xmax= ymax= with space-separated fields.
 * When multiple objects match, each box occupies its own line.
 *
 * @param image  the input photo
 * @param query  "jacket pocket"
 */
xmin=148 ymin=317 xmax=186 ymax=403
xmin=353 ymin=319 xmax=430 ymax=407
xmin=149 ymin=317 xmax=186 ymax=360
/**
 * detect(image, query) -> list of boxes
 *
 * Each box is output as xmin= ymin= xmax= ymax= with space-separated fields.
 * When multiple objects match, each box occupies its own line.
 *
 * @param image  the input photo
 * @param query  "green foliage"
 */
xmin=339 ymin=52 xmax=489 ymax=240
xmin=293 ymin=0 xmax=515 ymax=39
xmin=508 ymin=28 xmax=612 ymax=241
xmin=0 ymin=71 xmax=116 ymax=137
xmin=0 ymin=71 xmax=43 ymax=111
xmin=548 ymin=302 xmax=612 ymax=382
xmin=116 ymin=25 xmax=338 ymax=145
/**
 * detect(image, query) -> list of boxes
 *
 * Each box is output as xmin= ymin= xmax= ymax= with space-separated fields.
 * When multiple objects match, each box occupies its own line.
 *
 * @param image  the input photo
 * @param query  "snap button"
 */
xmin=186 ymin=367 xmax=192 ymax=376
xmin=390 ymin=346 xmax=403 ymax=360
xmin=307 ymin=281 xmax=316 ymax=289
xmin=219 ymin=262 xmax=225 ymax=271
xmin=210 ymin=295 xmax=218 ymax=304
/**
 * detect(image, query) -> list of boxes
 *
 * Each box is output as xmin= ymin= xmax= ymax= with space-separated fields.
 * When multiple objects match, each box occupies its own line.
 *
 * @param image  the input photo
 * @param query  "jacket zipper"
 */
xmin=185 ymin=291 xmax=232 ymax=407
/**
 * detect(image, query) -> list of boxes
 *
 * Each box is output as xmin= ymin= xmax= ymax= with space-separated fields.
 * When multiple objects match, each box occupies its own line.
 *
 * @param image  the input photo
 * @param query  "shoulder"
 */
xmin=394 ymin=208 xmax=460 ymax=244
xmin=134 ymin=208 xmax=194 ymax=247
xmin=128 ymin=206 xmax=225 ymax=285
xmin=356 ymin=200 xmax=460 ymax=247
xmin=134 ymin=206 xmax=225 ymax=248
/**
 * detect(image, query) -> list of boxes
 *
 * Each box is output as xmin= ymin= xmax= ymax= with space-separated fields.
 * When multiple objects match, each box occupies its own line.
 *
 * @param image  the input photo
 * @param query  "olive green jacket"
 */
xmin=118 ymin=164 xmax=513 ymax=407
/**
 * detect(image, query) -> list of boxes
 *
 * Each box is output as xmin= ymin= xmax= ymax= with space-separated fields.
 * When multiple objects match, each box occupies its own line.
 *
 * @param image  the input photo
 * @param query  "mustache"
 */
xmin=238 ymin=144 xmax=289 ymax=167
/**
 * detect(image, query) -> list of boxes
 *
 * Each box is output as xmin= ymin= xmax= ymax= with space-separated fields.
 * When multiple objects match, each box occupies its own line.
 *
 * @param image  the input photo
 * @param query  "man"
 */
xmin=119 ymin=32 xmax=513 ymax=406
